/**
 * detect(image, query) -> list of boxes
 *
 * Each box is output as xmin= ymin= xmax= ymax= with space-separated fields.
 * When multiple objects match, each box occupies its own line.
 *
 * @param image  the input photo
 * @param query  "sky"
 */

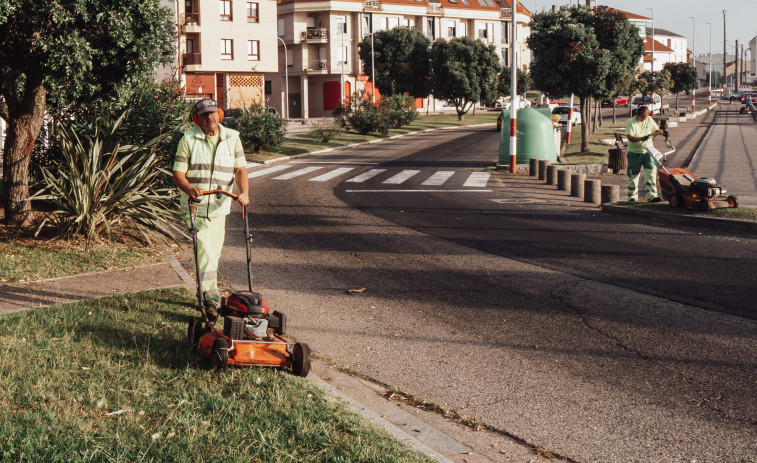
xmin=520 ymin=0 xmax=757 ymax=57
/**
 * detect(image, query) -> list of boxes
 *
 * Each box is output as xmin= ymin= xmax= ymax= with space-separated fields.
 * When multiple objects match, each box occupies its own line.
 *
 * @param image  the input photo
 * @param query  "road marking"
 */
xmin=463 ymin=172 xmax=490 ymax=187
xmin=291 ymin=161 xmax=380 ymax=165
xmin=346 ymin=169 xmax=387 ymax=183
xmin=271 ymin=166 xmax=323 ymax=180
xmin=308 ymin=167 xmax=355 ymax=182
xmin=383 ymin=170 xmax=420 ymax=184
xmin=344 ymin=189 xmax=492 ymax=193
xmin=422 ymin=171 xmax=455 ymax=186
xmin=247 ymin=165 xmax=291 ymax=178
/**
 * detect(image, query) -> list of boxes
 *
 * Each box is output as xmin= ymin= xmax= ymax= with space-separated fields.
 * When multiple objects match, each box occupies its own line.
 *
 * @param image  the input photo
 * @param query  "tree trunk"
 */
xmin=580 ymin=96 xmax=590 ymax=153
xmin=2 ymin=82 xmax=47 ymax=227
xmin=612 ymin=102 xmax=617 ymax=124
xmin=597 ymin=99 xmax=603 ymax=127
xmin=675 ymin=92 xmax=679 ymax=112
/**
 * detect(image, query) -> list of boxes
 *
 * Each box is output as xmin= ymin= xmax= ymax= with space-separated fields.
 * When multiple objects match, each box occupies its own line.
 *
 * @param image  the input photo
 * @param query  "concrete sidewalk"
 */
xmin=687 ymin=107 xmax=757 ymax=207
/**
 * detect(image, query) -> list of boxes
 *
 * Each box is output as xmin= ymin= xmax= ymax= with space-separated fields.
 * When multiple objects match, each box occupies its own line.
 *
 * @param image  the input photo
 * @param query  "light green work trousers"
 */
xmin=626 ymin=150 xmax=658 ymax=200
xmin=189 ymin=215 xmax=227 ymax=296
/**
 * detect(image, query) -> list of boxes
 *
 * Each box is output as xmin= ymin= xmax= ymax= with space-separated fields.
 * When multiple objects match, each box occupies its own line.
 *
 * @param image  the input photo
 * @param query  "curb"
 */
xmin=602 ymin=203 xmax=757 ymax=234
xmin=247 ymin=123 xmax=497 ymax=167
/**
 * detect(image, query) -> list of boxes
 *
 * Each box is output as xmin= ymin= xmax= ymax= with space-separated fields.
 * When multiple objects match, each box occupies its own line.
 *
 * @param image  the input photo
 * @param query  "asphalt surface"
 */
xmin=218 ymin=124 xmax=757 ymax=462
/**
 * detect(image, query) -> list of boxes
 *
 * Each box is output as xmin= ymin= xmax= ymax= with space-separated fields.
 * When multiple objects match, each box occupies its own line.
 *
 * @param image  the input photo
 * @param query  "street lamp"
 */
xmin=648 ymin=8 xmax=654 ymax=72
xmin=277 ymin=37 xmax=289 ymax=120
xmin=371 ymin=31 xmax=376 ymax=104
xmin=707 ymin=22 xmax=712 ymax=105
xmin=338 ymin=17 xmax=345 ymax=104
xmin=690 ymin=16 xmax=695 ymax=111
xmin=508 ymin=0 xmax=518 ymax=174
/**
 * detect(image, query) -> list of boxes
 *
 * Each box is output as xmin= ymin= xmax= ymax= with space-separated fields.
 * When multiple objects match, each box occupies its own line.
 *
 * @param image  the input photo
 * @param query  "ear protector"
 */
xmin=191 ymin=99 xmax=224 ymax=125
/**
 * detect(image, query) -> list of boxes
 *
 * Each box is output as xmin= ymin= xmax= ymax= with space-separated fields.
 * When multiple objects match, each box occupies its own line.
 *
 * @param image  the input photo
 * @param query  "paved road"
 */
xmin=218 ymin=127 xmax=757 ymax=462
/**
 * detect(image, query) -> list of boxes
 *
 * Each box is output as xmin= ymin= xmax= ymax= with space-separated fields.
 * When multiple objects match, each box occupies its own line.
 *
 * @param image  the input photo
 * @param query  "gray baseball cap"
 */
xmin=194 ymin=98 xmax=219 ymax=115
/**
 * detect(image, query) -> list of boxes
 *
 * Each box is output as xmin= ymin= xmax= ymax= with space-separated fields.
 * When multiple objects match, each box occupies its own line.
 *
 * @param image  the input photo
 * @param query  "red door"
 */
xmin=323 ymin=81 xmax=340 ymax=111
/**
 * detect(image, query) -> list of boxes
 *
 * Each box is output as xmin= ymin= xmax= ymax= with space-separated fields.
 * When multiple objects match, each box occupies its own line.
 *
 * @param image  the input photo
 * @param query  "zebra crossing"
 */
xmin=248 ymin=164 xmax=491 ymax=190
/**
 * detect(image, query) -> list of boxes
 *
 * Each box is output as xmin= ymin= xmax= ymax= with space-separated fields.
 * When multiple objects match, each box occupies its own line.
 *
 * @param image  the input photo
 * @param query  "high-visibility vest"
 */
xmin=177 ymin=125 xmax=241 ymax=218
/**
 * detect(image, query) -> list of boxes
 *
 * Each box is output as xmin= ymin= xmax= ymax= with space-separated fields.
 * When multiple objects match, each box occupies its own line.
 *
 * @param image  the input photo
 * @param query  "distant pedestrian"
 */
xmin=624 ymin=105 xmax=664 ymax=202
xmin=746 ymin=94 xmax=753 ymax=112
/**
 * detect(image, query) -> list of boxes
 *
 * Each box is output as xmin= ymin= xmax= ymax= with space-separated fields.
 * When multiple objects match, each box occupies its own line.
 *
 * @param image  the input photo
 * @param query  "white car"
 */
xmin=552 ymin=105 xmax=581 ymax=125
xmin=496 ymin=96 xmax=531 ymax=110
xmin=630 ymin=94 xmax=662 ymax=114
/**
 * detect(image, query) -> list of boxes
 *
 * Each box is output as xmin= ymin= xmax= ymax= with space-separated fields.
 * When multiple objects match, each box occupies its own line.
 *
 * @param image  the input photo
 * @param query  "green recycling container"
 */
xmin=498 ymin=108 xmax=557 ymax=165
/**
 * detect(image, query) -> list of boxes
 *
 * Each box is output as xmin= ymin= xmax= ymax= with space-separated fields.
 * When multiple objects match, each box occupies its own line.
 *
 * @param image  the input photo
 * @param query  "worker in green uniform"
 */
xmin=173 ymin=98 xmax=249 ymax=320
xmin=625 ymin=105 xmax=665 ymax=202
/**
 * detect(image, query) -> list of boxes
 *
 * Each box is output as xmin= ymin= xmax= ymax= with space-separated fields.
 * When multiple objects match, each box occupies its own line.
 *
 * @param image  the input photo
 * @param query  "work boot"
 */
xmin=648 ymin=197 xmax=662 ymax=203
xmin=202 ymin=292 xmax=221 ymax=322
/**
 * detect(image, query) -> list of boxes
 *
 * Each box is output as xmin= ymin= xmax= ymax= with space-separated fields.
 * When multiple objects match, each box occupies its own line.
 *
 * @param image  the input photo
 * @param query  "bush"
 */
xmin=378 ymin=94 xmax=418 ymax=129
xmin=337 ymin=91 xmax=390 ymax=135
xmin=236 ymin=106 xmax=287 ymax=152
xmin=312 ymin=119 xmax=344 ymax=142
xmin=31 ymin=117 xmax=182 ymax=246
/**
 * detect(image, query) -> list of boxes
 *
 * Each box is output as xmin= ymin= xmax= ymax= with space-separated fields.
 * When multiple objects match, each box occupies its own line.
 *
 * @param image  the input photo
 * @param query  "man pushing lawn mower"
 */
xmin=625 ymin=105 xmax=666 ymax=202
xmin=173 ymin=98 xmax=249 ymax=321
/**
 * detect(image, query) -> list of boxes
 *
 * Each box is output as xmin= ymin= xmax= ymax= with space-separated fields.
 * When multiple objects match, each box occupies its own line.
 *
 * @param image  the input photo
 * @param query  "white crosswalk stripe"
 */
xmin=345 ymin=169 xmax=387 ymax=183
xmin=383 ymin=170 xmax=420 ymax=184
xmin=308 ymin=167 xmax=354 ymax=182
xmin=463 ymin=172 xmax=490 ymax=187
xmin=422 ymin=171 xmax=455 ymax=186
xmin=247 ymin=165 xmax=291 ymax=178
xmin=272 ymin=166 xmax=323 ymax=180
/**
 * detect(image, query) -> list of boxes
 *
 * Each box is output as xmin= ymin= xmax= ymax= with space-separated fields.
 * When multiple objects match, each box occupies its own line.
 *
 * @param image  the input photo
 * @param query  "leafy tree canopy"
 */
xmin=635 ymin=70 xmax=673 ymax=97
xmin=358 ymin=27 xmax=431 ymax=98
xmin=663 ymin=62 xmax=698 ymax=95
xmin=430 ymin=37 xmax=500 ymax=120
xmin=497 ymin=66 xmax=531 ymax=98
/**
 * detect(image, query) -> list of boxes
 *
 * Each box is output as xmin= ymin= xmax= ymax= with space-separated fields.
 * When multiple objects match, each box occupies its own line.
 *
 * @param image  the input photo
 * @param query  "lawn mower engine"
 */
xmin=219 ymin=291 xmax=286 ymax=341
xmin=659 ymin=169 xmax=738 ymax=212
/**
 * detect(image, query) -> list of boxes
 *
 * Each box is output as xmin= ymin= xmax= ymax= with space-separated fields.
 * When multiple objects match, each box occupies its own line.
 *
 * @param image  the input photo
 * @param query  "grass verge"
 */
xmin=0 ymin=288 xmax=432 ymax=462
xmin=615 ymin=201 xmax=757 ymax=222
xmin=247 ymin=112 xmax=499 ymax=162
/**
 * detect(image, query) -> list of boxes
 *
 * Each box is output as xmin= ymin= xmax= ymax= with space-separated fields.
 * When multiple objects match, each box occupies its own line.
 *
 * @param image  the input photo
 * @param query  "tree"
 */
xmin=529 ymin=6 xmax=643 ymax=152
xmin=0 ymin=0 xmax=175 ymax=226
xmin=429 ymin=37 xmax=500 ymax=121
xmin=664 ymin=62 xmax=698 ymax=112
xmin=496 ymin=67 xmax=531 ymax=100
xmin=358 ymin=27 xmax=431 ymax=98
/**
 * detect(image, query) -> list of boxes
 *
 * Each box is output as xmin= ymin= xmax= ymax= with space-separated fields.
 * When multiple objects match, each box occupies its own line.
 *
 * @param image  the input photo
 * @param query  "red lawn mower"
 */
xmin=646 ymin=129 xmax=738 ymax=212
xmin=186 ymin=190 xmax=310 ymax=376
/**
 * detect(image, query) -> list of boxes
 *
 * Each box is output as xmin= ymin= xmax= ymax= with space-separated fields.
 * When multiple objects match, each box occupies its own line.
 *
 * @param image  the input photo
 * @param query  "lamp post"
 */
xmin=508 ymin=0 xmax=517 ymax=174
xmin=722 ymin=10 xmax=726 ymax=92
xmin=707 ymin=22 xmax=712 ymax=105
xmin=277 ymin=37 xmax=289 ymax=120
xmin=690 ymin=16 xmax=695 ymax=111
xmin=648 ymin=8 xmax=654 ymax=72
xmin=338 ymin=17 xmax=345 ymax=104
xmin=371 ymin=31 xmax=376 ymax=104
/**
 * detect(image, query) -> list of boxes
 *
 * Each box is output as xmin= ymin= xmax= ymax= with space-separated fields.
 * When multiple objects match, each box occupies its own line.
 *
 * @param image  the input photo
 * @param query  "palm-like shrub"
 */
xmin=32 ymin=117 xmax=182 ymax=246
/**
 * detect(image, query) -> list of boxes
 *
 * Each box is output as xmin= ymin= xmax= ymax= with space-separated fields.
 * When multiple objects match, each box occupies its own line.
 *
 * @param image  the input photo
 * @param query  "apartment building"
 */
xmin=268 ymin=0 xmax=532 ymax=118
xmin=160 ymin=0 xmax=279 ymax=109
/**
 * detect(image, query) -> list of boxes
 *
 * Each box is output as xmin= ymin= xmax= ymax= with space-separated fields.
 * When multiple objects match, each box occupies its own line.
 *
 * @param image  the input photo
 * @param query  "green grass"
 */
xmin=247 ymin=112 xmax=499 ymax=162
xmin=616 ymin=201 xmax=757 ymax=222
xmin=560 ymin=120 xmax=626 ymax=165
xmin=0 ymin=288 xmax=432 ymax=462
xmin=0 ymin=237 xmax=164 ymax=282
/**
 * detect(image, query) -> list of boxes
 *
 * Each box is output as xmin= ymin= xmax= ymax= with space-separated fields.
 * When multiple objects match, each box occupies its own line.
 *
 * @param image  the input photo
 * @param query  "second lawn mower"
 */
xmin=645 ymin=130 xmax=738 ymax=212
xmin=186 ymin=190 xmax=310 ymax=376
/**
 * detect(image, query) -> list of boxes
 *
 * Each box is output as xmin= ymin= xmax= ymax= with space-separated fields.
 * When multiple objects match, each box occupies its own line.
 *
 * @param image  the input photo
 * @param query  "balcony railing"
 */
xmin=182 ymin=53 xmax=202 ymax=67
xmin=182 ymin=13 xmax=200 ymax=26
xmin=500 ymin=8 xmax=512 ymax=18
xmin=306 ymin=59 xmax=329 ymax=71
xmin=304 ymin=28 xmax=328 ymax=40
xmin=427 ymin=4 xmax=442 ymax=14
xmin=364 ymin=0 xmax=382 ymax=10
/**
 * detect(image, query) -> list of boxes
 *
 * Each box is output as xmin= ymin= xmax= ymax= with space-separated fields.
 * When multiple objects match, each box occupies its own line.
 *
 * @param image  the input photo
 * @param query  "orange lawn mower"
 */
xmin=186 ymin=190 xmax=311 ymax=376
xmin=646 ymin=128 xmax=738 ymax=212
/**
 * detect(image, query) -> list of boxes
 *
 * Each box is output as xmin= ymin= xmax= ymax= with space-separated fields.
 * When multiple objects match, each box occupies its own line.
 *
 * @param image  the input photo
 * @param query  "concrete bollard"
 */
xmin=557 ymin=170 xmax=571 ymax=191
xmin=584 ymin=179 xmax=601 ymax=205
xmin=601 ymin=185 xmax=620 ymax=204
xmin=538 ymin=160 xmax=550 ymax=181
xmin=529 ymin=158 xmax=542 ymax=177
xmin=571 ymin=173 xmax=586 ymax=198
xmin=546 ymin=165 xmax=559 ymax=185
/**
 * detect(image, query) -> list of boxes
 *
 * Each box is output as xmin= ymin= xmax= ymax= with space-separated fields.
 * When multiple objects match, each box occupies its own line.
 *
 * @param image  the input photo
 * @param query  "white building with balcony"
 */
xmin=268 ymin=0 xmax=531 ymax=118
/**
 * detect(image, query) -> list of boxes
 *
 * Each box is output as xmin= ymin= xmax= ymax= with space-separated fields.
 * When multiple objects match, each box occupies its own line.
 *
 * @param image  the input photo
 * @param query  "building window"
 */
xmin=477 ymin=24 xmax=488 ymax=40
xmin=363 ymin=13 xmax=372 ymax=37
xmin=337 ymin=46 xmax=348 ymax=64
xmin=426 ymin=17 xmax=435 ymax=40
xmin=403 ymin=18 xmax=415 ymax=28
xmin=246 ymin=2 xmax=258 ymax=22
xmin=186 ymin=38 xmax=195 ymax=53
xmin=265 ymin=81 xmax=272 ymax=94
xmin=220 ymin=0 xmax=232 ymax=21
xmin=336 ymin=16 xmax=347 ymax=34
xmin=277 ymin=18 xmax=285 ymax=36
xmin=185 ymin=0 xmax=194 ymax=13
xmin=248 ymin=40 xmax=259 ymax=60
xmin=221 ymin=39 xmax=233 ymax=59
xmin=387 ymin=17 xmax=399 ymax=29
xmin=501 ymin=49 xmax=509 ymax=66
xmin=448 ymin=20 xmax=456 ymax=38
xmin=501 ymin=22 xmax=509 ymax=44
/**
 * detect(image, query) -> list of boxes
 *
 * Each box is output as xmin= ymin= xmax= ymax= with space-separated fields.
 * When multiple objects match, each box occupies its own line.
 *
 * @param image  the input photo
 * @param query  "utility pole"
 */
xmin=707 ymin=22 xmax=712 ymax=105
xmin=722 ymin=10 xmax=726 ymax=91
xmin=508 ymin=0 xmax=517 ymax=174
xmin=735 ymin=39 xmax=739 ymax=91
xmin=690 ymin=16 xmax=695 ymax=111
xmin=277 ymin=37 xmax=289 ymax=120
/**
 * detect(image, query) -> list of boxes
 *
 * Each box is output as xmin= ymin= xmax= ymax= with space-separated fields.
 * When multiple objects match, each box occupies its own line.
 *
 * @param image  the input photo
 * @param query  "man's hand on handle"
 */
xmin=236 ymin=192 xmax=249 ymax=206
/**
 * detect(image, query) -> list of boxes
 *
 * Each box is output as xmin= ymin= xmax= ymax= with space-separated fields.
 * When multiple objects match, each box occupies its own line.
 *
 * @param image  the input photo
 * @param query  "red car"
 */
xmin=601 ymin=96 xmax=629 ymax=107
xmin=739 ymin=92 xmax=757 ymax=104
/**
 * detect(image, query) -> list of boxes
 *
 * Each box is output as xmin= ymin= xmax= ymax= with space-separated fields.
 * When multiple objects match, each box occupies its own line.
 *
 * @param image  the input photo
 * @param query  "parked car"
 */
xmin=496 ymin=96 xmax=531 ymax=110
xmin=739 ymin=92 xmax=757 ymax=104
xmin=552 ymin=105 xmax=581 ymax=125
xmin=601 ymin=96 xmax=629 ymax=107
xmin=724 ymin=91 xmax=747 ymax=101
xmin=630 ymin=94 xmax=664 ymax=114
